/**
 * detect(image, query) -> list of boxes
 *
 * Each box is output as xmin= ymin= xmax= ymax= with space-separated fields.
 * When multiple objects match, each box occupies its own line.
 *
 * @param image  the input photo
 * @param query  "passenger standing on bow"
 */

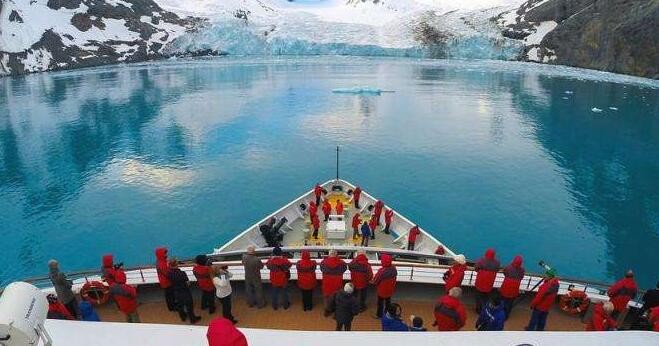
xmin=322 ymin=199 xmax=332 ymax=222
xmin=193 ymin=254 xmax=216 ymax=314
xmin=168 ymin=258 xmax=201 ymax=324
xmin=586 ymin=301 xmax=617 ymax=331
xmin=311 ymin=214 xmax=321 ymax=240
xmin=473 ymin=248 xmax=501 ymax=313
xmin=155 ymin=247 xmax=176 ymax=312
xmin=242 ymin=245 xmax=266 ymax=308
xmin=360 ymin=221 xmax=371 ymax=247
xmin=372 ymin=253 xmax=397 ymax=318
xmin=607 ymin=270 xmax=638 ymax=319
xmin=48 ymin=259 xmax=79 ymax=319
xmin=329 ymin=283 xmax=360 ymax=331
xmin=321 ymin=249 xmax=347 ymax=314
xmin=352 ymin=186 xmax=362 ymax=209
xmin=433 ymin=287 xmax=467 ymax=331
xmin=296 ymin=250 xmax=318 ymax=311
xmin=351 ymin=213 xmax=361 ymax=240
xmin=383 ymin=209 xmax=394 ymax=235
xmin=525 ymin=273 xmax=559 ymax=331
xmin=109 ymin=270 xmax=140 ymax=323
xmin=266 ymin=247 xmax=292 ymax=310
xmin=335 ymin=199 xmax=344 ymax=215
xmin=407 ymin=225 xmax=421 ymax=251
xmin=309 ymin=201 xmax=318 ymax=219
xmin=368 ymin=215 xmax=378 ymax=241
xmin=349 ymin=249 xmax=373 ymax=312
xmin=499 ymin=255 xmax=525 ymax=319
xmin=314 ymin=183 xmax=323 ymax=206
xmin=443 ymin=254 xmax=467 ymax=292
xmin=213 ymin=265 xmax=238 ymax=323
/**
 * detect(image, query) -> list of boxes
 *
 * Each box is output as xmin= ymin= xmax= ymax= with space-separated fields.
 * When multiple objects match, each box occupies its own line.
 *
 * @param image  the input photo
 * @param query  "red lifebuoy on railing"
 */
xmin=559 ymin=290 xmax=590 ymax=315
xmin=80 ymin=281 xmax=110 ymax=305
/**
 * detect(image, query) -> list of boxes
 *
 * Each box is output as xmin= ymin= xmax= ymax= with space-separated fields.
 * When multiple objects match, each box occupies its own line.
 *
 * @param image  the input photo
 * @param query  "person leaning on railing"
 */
xmin=242 ymin=245 xmax=266 ymax=308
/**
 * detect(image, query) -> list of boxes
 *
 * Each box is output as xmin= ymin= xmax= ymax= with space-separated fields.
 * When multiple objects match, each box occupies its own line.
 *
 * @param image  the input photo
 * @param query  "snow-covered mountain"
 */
xmin=1 ymin=0 xmax=656 ymax=78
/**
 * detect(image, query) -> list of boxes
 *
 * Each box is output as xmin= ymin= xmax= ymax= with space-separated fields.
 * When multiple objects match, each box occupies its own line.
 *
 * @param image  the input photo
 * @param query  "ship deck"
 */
xmin=94 ymin=282 xmax=585 ymax=331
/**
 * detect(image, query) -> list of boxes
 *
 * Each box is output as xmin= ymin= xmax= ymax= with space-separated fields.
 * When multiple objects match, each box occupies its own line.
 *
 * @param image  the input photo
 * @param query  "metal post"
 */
xmin=336 ymin=146 xmax=340 ymax=181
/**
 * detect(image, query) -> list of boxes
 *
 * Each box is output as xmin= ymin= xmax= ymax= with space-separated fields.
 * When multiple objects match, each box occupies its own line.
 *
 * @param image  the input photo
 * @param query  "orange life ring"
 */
xmin=560 ymin=290 xmax=590 ymax=314
xmin=80 ymin=281 xmax=110 ymax=305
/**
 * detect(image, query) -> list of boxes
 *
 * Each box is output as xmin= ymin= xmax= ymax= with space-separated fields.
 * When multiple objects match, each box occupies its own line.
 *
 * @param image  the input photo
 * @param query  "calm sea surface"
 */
xmin=0 ymin=57 xmax=657 ymax=287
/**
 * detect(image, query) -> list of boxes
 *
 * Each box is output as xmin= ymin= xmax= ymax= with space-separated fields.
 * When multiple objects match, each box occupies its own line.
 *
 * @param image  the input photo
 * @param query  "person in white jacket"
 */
xmin=212 ymin=265 xmax=238 ymax=324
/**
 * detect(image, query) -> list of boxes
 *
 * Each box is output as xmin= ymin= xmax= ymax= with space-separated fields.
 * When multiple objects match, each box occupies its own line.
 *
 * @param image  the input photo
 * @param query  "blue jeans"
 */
xmin=526 ymin=309 xmax=548 ymax=331
xmin=271 ymin=285 xmax=289 ymax=309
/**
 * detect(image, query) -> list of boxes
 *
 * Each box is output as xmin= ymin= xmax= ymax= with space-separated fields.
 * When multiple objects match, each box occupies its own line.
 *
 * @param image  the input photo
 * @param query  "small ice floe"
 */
xmin=562 ymin=97 xmax=569 ymax=100
xmin=331 ymin=87 xmax=394 ymax=95
xmin=609 ymin=107 xmax=619 ymax=111
xmin=564 ymin=91 xmax=574 ymax=94
xmin=591 ymin=107 xmax=603 ymax=113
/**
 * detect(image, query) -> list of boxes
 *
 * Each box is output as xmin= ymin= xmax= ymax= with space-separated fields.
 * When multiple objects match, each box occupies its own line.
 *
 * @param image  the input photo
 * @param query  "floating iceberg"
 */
xmin=331 ymin=87 xmax=394 ymax=95
xmin=591 ymin=107 xmax=603 ymax=113
xmin=609 ymin=107 xmax=619 ymax=111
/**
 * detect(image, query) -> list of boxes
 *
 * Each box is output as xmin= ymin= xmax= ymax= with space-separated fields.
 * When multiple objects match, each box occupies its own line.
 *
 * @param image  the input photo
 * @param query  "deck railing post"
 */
xmin=140 ymin=269 xmax=145 ymax=283
xmin=410 ymin=266 xmax=414 ymax=281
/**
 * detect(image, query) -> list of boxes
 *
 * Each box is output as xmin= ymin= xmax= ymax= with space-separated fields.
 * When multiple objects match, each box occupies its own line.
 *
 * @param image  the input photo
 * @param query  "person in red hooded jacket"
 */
xmin=314 ymin=183 xmax=323 ymax=206
xmin=309 ymin=201 xmax=318 ymax=218
xmin=373 ymin=200 xmax=384 ymax=218
xmin=351 ymin=213 xmax=361 ymax=239
xmin=607 ymin=270 xmax=638 ymax=316
xmin=499 ymin=255 xmax=525 ymax=319
xmin=155 ymin=247 xmax=176 ymax=311
xmin=368 ymin=214 xmax=378 ymax=240
xmin=311 ymin=214 xmax=321 ymax=239
xmin=193 ymin=254 xmax=216 ymax=314
xmin=335 ymin=200 xmax=344 ymax=215
xmin=109 ymin=270 xmax=140 ymax=323
xmin=322 ymin=199 xmax=332 ymax=222
xmin=474 ymin=248 xmax=501 ymax=313
xmin=266 ymin=247 xmax=292 ymax=310
xmin=207 ymin=317 xmax=248 ymax=346
xmin=433 ymin=287 xmax=466 ymax=331
xmin=101 ymin=254 xmax=116 ymax=285
xmin=586 ymin=301 xmax=617 ymax=331
xmin=525 ymin=274 xmax=560 ymax=331
xmin=383 ymin=209 xmax=394 ymax=234
xmin=352 ymin=186 xmax=362 ymax=209
xmin=349 ymin=249 xmax=373 ymax=311
xmin=46 ymin=294 xmax=74 ymax=320
xmin=407 ymin=225 xmax=421 ymax=251
xmin=650 ymin=306 xmax=659 ymax=332
xmin=443 ymin=255 xmax=466 ymax=292
xmin=372 ymin=253 xmax=397 ymax=318
xmin=320 ymin=249 xmax=347 ymax=314
xmin=296 ymin=250 xmax=318 ymax=311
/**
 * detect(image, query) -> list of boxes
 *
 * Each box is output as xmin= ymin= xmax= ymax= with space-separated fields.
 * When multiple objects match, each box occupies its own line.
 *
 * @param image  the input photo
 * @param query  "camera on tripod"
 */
xmin=538 ymin=260 xmax=557 ymax=277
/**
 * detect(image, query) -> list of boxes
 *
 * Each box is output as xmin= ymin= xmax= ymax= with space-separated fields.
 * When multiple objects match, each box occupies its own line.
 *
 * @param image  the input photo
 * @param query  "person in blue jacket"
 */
xmin=79 ymin=299 xmax=101 ymax=322
xmin=360 ymin=221 xmax=371 ymax=247
xmin=476 ymin=295 xmax=505 ymax=331
xmin=381 ymin=303 xmax=409 ymax=331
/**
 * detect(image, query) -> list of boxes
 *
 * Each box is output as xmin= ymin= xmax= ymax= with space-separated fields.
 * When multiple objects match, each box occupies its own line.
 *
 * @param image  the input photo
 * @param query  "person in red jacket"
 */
xmin=335 ymin=200 xmax=344 ymax=215
xmin=607 ymin=270 xmax=638 ymax=316
xmin=433 ymin=287 xmax=467 ymax=331
xmin=586 ymin=301 xmax=617 ymax=331
xmin=311 ymin=214 xmax=321 ymax=239
xmin=650 ymin=306 xmax=659 ymax=332
xmin=266 ymin=247 xmax=292 ymax=310
xmin=499 ymin=255 xmax=525 ymax=319
xmin=47 ymin=294 xmax=74 ymax=320
xmin=155 ymin=247 xmax=176 ymax=311
xmin=110 ymin=271 xmax=140 ymax=323
xmin=101 ymin=254 xmax=116 ymax=285
xmin=473 ymin=248 xmax=501 ymax=313
xmin=383 ymin=209 xmax=394 ymax=234
xmin=407 ymin=225 xmax=421 ymax=251
xmin=349 ymin=249 xmax=373 ymax=311
xmin=193 ymin=254 xmax=216 ymax=314
xmin=296 ymin=250 xmax=318 ymax=311
xmin=352 ymin=186 xmax=362 ymax=208
xmin=314 ymin=183 xmax=323 ymax=206
xmin=322 ymin=199 xmax=332 ymax=222
xmin=351 ymin=213 xmax=361 ymax=239
xmin=372 ymin=253 xmax=397 ymax=318
xmin=207 ymin=317 xmax=248 ymax=346
xmin=368 ymin=214 xmax=378 ymax=240
xmin=525 ymin=274 xmax=560 ymax=331
xmin=443 ymin=254 xmax=466 ymax=292
xmin=309 ymin=201 xmax=318 ymax=218
xmin=320 ymin=249 xmax=347 ymax=314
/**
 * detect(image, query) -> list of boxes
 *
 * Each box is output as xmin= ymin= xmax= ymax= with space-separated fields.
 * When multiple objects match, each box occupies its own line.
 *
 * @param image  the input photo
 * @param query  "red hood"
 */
xmin=440 ymin=295 xmax=461 ymax=309
xmin=485 ymin=248 xmax=496 ymax=260
xmin=511 ymin=255 xmax=523 ymax=267
xmin=207 ymin=318 xmax=248 ymax=346
xmin=354 ymin=253 xmax=369 ymax=264
xmin=381 ymin=254 xmax=392 ymax=267
xmin=323 ymin=255 xmax=344 ymax=267
xmin=155 ymin=247 xmax=168 ymax=261
xmin=114 ymin=270 xmax=127 ymax=284
xmin=102 ymin=254 xmax=114 ymax=268
xmin=301 ymin=250 xmax=311 ymax=261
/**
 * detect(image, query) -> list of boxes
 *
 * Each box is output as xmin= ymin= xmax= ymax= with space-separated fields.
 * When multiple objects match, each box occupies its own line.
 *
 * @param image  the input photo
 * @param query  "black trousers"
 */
xmin=316 ymin=196 xmax=321 ymax=206
xmin=377 ymin=296 xmax=391 ymax=318
xmin=502 ymin=297 xmax=515 ymax=319
xmin=384 ymin=223 xmax=391 ymax=234
xmin=354 ymin=288 xmax=367 ymax=310
xmin=312 ymin=227 xmax=319 ymax=239
xmin=64 ymin=299 xmax=79 ymax=320
xmin=176 ymin=294 xmax=198 ymax=322
xmin=218 ymin=294 xmax=234 ymax=320
xmin=407 ymin=241 xmax=415 ymax=251
xmin=354 ymin=199 xmax=359 ymax=208
xmin=336 ymin=320 xmax=352 ymax=331
xmin=164 ymin=286 xmax=177 ymax=311
xmin=201 ymin=289 xmax=216 ymax=312
xmin=301 ymin=289 xmax=313 ymax=311
xmin=475 ymin=290 xmax=489 ymax=313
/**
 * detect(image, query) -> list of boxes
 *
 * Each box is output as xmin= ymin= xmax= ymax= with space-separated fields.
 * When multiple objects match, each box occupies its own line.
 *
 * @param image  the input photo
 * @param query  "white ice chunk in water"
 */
xmin=562 ymin=97 xmax=569 ymax=100
xmin=609 ymin=107 xmax=619 ymax=111
xmin=564 ymin=91 xmax=574 ymax=94
xmin=591 ymin=107 xmax=603 ymax=113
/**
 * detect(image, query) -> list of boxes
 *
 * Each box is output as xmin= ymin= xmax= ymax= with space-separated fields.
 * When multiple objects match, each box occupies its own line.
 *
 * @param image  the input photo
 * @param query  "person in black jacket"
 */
xmin=168 ymin=258 xmax=201 ymax=324
xmin=328 ymin=283 xmax=360 ymax=331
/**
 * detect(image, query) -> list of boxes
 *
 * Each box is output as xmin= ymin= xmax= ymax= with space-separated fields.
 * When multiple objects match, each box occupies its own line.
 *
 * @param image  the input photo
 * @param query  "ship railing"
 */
xmin=9 ymin=247 xmax=645 ymax=308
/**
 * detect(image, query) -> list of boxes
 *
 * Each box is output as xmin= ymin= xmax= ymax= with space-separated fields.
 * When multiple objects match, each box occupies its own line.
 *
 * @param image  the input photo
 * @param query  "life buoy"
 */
xmin=560 ymin=290 xmax=590 ymax=315
xmin=80 ymin=281 xmax=110 ymax=305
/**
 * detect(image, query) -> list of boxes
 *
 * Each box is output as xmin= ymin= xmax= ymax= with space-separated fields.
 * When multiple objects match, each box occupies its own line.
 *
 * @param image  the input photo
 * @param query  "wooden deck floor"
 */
xmin=95 ymin=282 xmax=587 ymax=332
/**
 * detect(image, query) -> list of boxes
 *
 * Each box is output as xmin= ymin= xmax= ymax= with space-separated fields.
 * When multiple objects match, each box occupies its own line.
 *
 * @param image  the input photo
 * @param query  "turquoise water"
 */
xmin=0 ymin=58 xmax=657 ymax=288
